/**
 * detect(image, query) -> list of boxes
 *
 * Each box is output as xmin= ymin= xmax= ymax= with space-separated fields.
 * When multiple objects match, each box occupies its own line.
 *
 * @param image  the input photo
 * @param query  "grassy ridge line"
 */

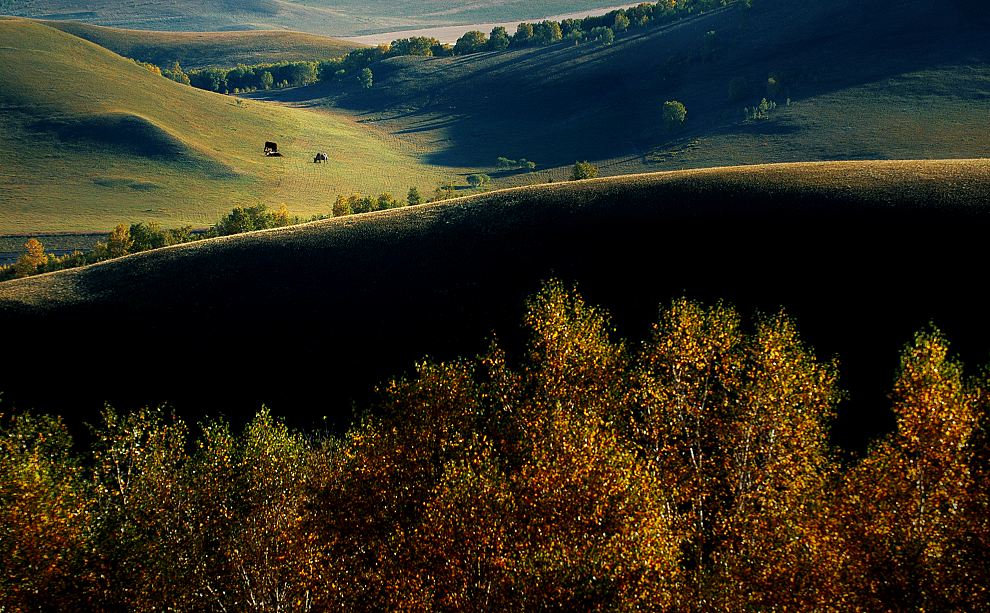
xmin=40 ymin=19 xmax=363 ymax=68
xmin=2 ymin=158 xmax=989 ymax=449
xmin=2 ymin=158 xmax=988 ymax=306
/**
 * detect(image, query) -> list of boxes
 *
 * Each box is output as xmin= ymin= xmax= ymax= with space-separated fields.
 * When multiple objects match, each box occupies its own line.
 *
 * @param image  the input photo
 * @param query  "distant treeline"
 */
xmin=0 ymin=205 xmax=292 ymax=281
xmin=0 ymin=183 xmax=468 ymax=281
xmin=140 ymin=1 xmax=739 ymax=94
xmin=137 ymin=59 xmax=320 ymax=94
xmin=2 ymin=282 xmax=987 ymax=610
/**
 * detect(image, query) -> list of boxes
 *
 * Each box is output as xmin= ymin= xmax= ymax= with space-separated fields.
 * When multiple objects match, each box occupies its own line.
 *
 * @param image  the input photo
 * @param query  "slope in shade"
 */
xmin=2 ymin=160 xmax=989 ymax=453
xmin=31 ymin=113 xmax=235 ymax=175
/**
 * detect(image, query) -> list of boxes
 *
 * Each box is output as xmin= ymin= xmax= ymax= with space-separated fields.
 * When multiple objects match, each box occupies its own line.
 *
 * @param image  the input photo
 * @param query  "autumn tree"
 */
xmin=629 ymin=299 xmax=840 ymax=608
xmin=162 ymin=60 xmax=190 ymax=85
xmin=13 ymin=238 xmax=47 ymax=277
xmin=0 ymin=413 xmax=93 ymax=610
xmin=332 ymin=194 xmax=352 ymax=217
xmin=107 ymin=223 xmax=134 ymax=258
xmin=835 ymin=329 xmax=982 ymax=609
xmin=273 ymin=203 xmax=291 ymax=226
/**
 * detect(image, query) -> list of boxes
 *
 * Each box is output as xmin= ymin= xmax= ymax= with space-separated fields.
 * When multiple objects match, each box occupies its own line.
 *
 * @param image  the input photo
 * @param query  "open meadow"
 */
xmin=0 ymin=19 xmax=454 ymax=234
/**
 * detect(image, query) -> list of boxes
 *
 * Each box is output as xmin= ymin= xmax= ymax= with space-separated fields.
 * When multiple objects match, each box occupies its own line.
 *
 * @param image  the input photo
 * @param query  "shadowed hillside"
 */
xmin=261 ymin=0 xmax=990 ymax=176
xmin=2 ymin=159 xmax=989 ymax=452
xmin=41 ymin=20 xmax=362 ymax=69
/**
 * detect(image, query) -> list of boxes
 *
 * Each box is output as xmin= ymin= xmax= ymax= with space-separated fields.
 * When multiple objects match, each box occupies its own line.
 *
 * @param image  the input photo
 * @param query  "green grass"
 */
xmin=41 ymin=20 xmax=362 ymax=68
xmin=0 ymin=19 xmax=451 ymax=233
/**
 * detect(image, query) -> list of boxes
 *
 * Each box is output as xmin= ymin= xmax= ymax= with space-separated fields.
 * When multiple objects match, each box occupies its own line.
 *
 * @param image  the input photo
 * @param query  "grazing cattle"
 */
xmin=314 ymin=152 xmax=328 ymax=163
xmin=264 ymin=141 xmax=278 ymax=155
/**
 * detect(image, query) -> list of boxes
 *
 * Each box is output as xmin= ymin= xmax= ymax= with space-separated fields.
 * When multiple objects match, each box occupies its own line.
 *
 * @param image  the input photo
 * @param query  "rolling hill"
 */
xmin=261 ymin=0 xmax=990 ymax=179
xmin=41 ymin=20 xmax=361 ymax=69
xmin=0 ymin=19 xmax=451 ymax=233
xmin=1 ymin=0 xmax=632 ymax=37
xmin=2 ymin=159 xmax=989 ymax=452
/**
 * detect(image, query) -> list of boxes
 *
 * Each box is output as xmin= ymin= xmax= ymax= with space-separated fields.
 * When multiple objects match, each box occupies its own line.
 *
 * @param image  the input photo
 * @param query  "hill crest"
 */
xmin=3 ymin=158 xmax=990 ymax=452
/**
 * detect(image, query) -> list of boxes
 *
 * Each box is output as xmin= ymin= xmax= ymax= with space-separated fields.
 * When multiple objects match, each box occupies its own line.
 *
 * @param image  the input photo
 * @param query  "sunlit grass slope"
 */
xmin=0 ymin=19 xmax=447 ymax=233
xmin=42 ymin=20 xmax=361 ymax=68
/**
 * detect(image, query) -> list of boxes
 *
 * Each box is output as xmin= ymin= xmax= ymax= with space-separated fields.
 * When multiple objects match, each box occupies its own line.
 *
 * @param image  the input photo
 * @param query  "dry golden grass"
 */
xmin=0 ymin=19 xmax=450 ymax=233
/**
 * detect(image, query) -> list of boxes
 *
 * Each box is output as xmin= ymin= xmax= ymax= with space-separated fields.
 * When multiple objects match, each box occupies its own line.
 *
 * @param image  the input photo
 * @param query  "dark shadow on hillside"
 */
xmin=303 ymin=0 xmax=990 ymax=169
xmin=3 ymin=163 xmax=990 ymax=455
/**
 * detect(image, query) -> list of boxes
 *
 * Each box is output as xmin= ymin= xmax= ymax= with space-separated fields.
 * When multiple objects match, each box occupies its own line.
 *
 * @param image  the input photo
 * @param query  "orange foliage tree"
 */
xmin=2 ymin=282 xmax=989 ymax=609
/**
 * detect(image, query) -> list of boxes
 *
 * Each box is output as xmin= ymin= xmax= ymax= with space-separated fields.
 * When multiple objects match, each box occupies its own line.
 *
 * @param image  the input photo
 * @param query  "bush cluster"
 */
xmin=0 ymin=204 xmax=292 ymax=281
xmin=2 ymin=281 xmax=988 ymax=610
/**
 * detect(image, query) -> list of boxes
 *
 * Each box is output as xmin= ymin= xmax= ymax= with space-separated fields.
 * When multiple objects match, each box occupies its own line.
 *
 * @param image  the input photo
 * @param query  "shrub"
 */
xmin=454 ymin=31 xmax=488 ymax=55
xmin=745 ymin=97 xmax=777 ymax=120
xmin=663 ymin=100 xmax=688 ymax=132
xmin=570 ymin=161 xmax=599 ymax=180
xmin=589 ymin=26 xmax=615 ymax=46
xmin=467 ymin=173 xmax=492 ymax=189
xmin=359 ymin=67 xmax=373 ymax=89
xmin=407 ymin=186 xmax=423 ymax=206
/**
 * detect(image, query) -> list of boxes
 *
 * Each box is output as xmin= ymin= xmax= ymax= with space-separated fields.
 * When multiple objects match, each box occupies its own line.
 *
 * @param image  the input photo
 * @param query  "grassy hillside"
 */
xmin=0 ymin=19 xmax=450 ymax=233
xmin=268 ymin=0 xmax=990 ymax=180
xmin=2 ymin=159 xmax=989 ymax=451
xmin=42 ymin=20 xmax=361 ymax=69
xmin=2 ymin=0 xmax=631 ymax=37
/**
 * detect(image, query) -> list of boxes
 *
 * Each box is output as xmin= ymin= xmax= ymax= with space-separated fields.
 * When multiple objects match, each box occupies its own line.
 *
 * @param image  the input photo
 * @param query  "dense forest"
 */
xmin=2 ymin=282 xmax=987 ymax=610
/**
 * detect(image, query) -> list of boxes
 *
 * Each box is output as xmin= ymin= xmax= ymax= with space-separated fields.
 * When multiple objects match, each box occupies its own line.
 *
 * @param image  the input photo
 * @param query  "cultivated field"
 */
xmin=0 ymin=19 xmax=452 ymax=233
xmin=2 ymin=0 xmax=634 ymax=37
xmin=2 ymin=159 xmax=989 ymax=451
xmin=42 ymin=20 xmax=361 ymax=68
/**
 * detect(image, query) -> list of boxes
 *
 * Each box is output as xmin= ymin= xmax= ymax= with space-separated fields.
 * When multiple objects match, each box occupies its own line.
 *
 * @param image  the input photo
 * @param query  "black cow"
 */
xmin=314 ymin=152 xmax=328 ymax=163
xmin=264 ymin=141 xmax=278 ymax=155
